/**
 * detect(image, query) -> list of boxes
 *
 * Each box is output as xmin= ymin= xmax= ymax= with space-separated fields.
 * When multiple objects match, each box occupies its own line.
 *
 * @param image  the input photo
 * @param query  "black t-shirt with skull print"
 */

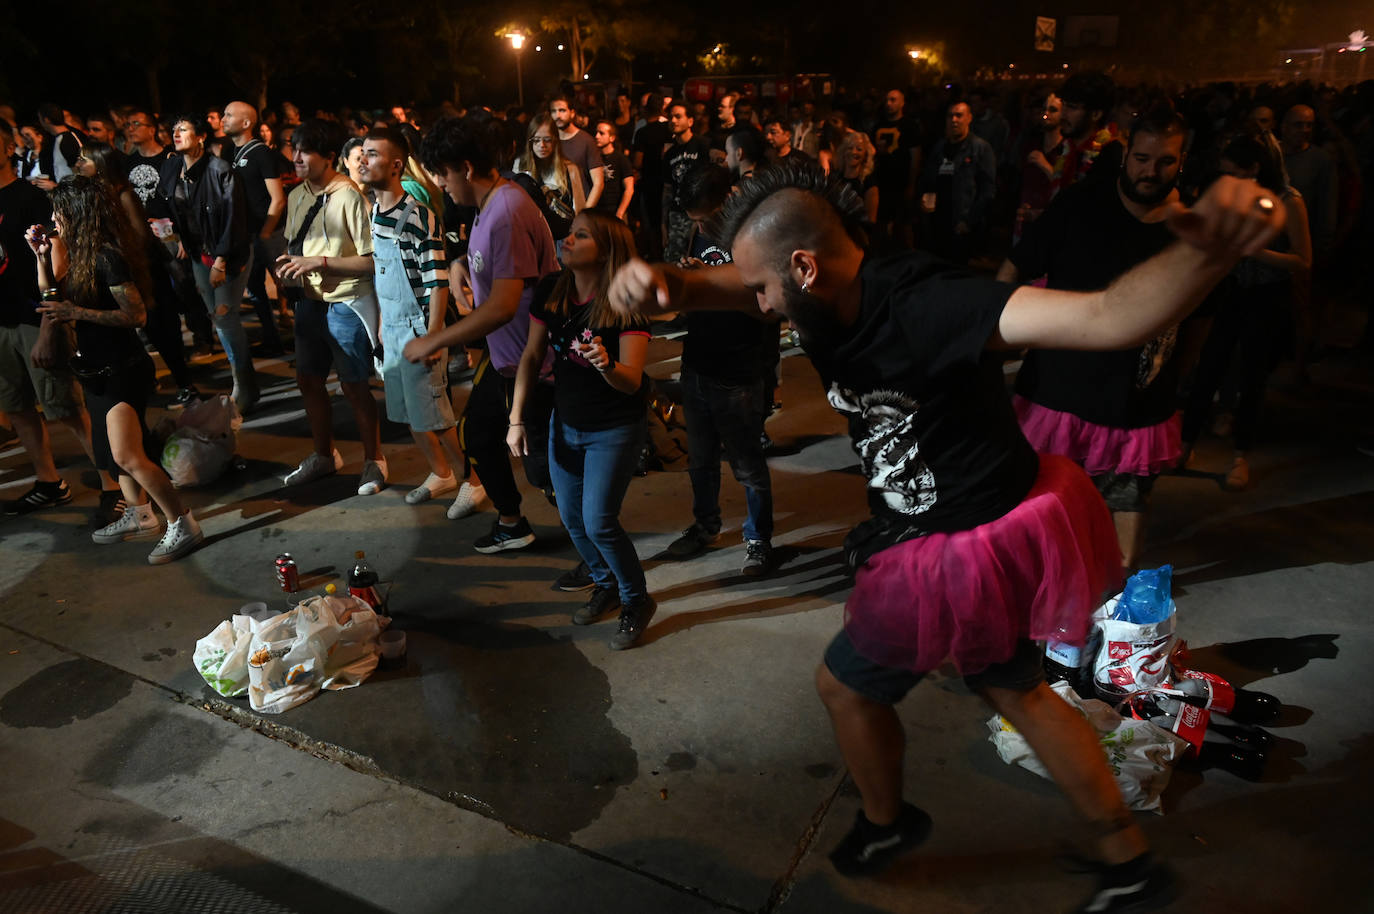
xmin=125 ymin=147 xmax=175 ymax=220
xmin=804 ymin=250 xmax=1039 ymax=539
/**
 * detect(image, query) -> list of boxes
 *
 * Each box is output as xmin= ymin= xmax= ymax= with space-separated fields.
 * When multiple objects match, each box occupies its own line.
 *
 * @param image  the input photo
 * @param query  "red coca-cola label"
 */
xmin=1185 ymin=669 xmax=1236 ymax=714
xmin=349 ymin=585 xmax=381 ymax=609
xmin=1108 ymin=641 xmax=1133 ymax=660
xmin=1173 ymin=704 xmax=1209 ymax=755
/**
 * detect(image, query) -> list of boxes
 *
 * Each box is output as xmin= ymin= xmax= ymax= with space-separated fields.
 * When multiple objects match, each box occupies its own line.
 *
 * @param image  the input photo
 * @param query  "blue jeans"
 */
xmin=191 ymin=255 xmax=253 ymax=370
xmin=547 ymin=415 xmax=648 ymax=604
xmin=681 ymin=368 xmax=773 ymax=543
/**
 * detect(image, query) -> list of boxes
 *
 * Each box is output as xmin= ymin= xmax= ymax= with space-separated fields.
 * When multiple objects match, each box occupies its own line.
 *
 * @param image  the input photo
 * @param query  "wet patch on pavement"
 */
xmin=0 ymin=659 xmax=134 ymax=729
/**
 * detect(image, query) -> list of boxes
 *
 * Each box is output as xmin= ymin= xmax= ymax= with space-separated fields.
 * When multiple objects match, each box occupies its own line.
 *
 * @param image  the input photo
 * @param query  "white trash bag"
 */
xmin=988 ymin=681 xmax=1188 ymax=813
xmin=1089 ymin=583 xmax=1177 ymax=703
xmin=247 ymin=594 xmax=385 ymax=714
xmin=161 ymin=394 xmax=242 ymax=487
xmin=193 ymin=614 xmax=255 ymax=697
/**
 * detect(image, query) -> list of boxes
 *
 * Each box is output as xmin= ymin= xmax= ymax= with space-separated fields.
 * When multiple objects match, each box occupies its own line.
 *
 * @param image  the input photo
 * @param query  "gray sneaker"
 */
xmin=406 ymin=472 xmax=458 ymax=505
xmin=92 ymin=504 xmax=161 ymax=544
xmin=741 ymin=540 xmax=774 ymax=576
xmin=284 ymin=449 xmax=343 ymax=486
xmin=357 ymin=458 xmax=389 ymax=496
xmin=147 ymin=512 xmax=204 ymax=565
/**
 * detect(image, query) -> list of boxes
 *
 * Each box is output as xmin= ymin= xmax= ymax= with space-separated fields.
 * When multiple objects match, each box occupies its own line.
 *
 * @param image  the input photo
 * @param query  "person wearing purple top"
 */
xmin=405 ymin=117 xmax=558 ymax=553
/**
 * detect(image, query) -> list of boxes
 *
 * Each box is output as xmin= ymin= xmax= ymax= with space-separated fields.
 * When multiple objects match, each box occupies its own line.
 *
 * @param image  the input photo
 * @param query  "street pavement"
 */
xmin=2 ymin=322 xmax=1372 ymax=913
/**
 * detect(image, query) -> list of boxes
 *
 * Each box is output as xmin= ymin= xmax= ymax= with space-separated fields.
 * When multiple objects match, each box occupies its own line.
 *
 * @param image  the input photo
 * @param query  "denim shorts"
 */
xmin=379 ymin=316 xmax=455 ymax=432
xmin=823 ymin=628 xmax=1045 ymax=706
xmin=294 ymin=298 xmax=375 ymax=383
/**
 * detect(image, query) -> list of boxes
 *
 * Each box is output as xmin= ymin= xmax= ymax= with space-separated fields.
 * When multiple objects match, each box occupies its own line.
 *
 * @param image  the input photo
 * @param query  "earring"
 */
xmin=799 ymin=281 xmax=810 ymax=294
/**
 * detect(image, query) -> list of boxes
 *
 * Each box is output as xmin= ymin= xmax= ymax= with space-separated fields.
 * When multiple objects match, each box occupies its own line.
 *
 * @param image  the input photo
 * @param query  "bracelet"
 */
xmin=211 ymin=264 xmax=225 ymax=273
xmin=597 ymin=357 xmax=616 ymax=374
xmin=509 ymin=422 xmax=523 ymax=426
xmin=322 ymin=255 xmax=329 ymax=270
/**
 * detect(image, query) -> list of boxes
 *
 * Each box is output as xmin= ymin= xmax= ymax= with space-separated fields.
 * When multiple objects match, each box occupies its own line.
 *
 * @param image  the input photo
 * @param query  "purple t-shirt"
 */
xmin=467 ymin=181 xmax=559 ymax=373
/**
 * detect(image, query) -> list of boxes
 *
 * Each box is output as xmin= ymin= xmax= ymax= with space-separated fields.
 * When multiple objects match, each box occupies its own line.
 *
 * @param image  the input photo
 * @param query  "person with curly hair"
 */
xmin=28 ymin=176 xmax=203 ymax=563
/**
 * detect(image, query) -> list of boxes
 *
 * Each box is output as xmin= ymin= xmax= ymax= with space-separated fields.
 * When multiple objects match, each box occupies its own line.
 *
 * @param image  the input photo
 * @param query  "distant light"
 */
xmin=945 ymin=83 xmax=952 ymax=89
xmin=535 ymin=45 xmax=542 ymax=51
xmin=583 ymin=74 xmax=590 ymax=79
xmin=909 ymin=49 xmax=920 ymax=59
xmin=1008 ymin=63 xmax=1016 ymax=69
xmin=714 ymin=44 xmax=722 ymax=53
xmin=557 ymin=44 xmax=565 ymax=51
xmin=1062 ymin=63 xmax=1069 ymax=69
xmin=1285 ymin=57 xmax=1293 ymax=63
xmin=508 ymin=33 xmax=525 ymax=50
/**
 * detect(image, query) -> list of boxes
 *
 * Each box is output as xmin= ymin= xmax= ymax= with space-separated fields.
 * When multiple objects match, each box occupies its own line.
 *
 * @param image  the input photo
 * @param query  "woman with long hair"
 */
xmin=157 ymin=114 xmax=262 ymax=413
xmin=1180 ymin=136 xmax=1311 ymax=490
xmin=514 ymin=113 xmax=585 ymax=241
xmin=27 ymin=176 xmax=203 ymax=563
xmin=506 ymin=211 xmax=655 ymax=649
xmin=76 ymin=144 xmax=198 ymax=402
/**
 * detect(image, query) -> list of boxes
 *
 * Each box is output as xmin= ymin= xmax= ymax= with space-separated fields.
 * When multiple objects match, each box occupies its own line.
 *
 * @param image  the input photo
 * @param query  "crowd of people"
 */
xmin=0 ymin=70 xmax=1362 ymax=912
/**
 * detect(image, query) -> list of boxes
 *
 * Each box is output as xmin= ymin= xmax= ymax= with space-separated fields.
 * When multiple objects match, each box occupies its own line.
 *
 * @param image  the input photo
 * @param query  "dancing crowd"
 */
xmin=0 ymin=68 xmax=1361 ymax=911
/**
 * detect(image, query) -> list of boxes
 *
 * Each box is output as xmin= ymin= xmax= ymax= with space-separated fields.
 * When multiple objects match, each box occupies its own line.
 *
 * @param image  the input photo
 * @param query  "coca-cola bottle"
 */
xmin=1161 ymin=673 xmax=1281 ymax=725
xmin=1139 ymin=701 xmax=1269 ymax=781
xmin=349 ymin=551 xmax=383 ymax=611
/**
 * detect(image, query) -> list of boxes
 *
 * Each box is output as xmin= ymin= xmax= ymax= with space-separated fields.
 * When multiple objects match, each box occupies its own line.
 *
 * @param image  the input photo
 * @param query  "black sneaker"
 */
xmin=4 ymin=480 xmax=74 ymax=515
xmin=828 ymin=803 xmax=933 ymax=877
xmin=573 ymin=585 xmax=621 ymax=625
xmin=173 ymin=386 xmax=201 ymax=406
xmin=742 ymin=539 xmax=774 ymax=576
xmin=473 ymin=516 xmax=535 ymax=554
xmin=760 ymin=432 xmax=775 ymax=452
xmin=1071 ymin=853 xmax=1178 ymax=913
xmin=91 ymin=490 xmax=127 ymax=528
xmin=554 ymin=560 xmax=595 ymax=592
xmin=666 ymin=522 xmax=718 ymax=559
xmin=609 ymin=596 xmax=657 ymax=650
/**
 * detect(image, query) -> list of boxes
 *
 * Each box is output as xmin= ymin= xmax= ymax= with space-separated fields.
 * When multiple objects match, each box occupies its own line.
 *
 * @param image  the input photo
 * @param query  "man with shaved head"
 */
xmin=608 ymin=160 xmax=1286 ymax=912
xmin=222 ymin=100 xmax=289 ymax=355
xmin=1280 ymin=104 xmax=1336 ymax=256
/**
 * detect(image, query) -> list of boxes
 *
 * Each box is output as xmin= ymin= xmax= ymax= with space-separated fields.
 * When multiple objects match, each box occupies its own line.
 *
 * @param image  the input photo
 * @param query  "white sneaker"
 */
xmin=92 ymin=503 xmax=160 ymax=544
xmin=357 ymin=458 xmax=389 ymax=496
xmin=406 ymin=472 xmax=458 ymax=505
xmin=446 ymin=481 xmax=488 ymax=520
xmin=284 ymin=449 xmax=344 ymax=486
xmin=148 ymin=512 xmax=204 ymax=565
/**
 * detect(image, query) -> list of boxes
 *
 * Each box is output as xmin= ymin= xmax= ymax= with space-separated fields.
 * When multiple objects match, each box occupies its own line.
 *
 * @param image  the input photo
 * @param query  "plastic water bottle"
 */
xmin=348 ymin=551 xmax=383 ymax=611
xmin=1044 ymin=639 xmax=1093 ymax=696
xmin=1115 ymin=565 xmax=1174 ymax=623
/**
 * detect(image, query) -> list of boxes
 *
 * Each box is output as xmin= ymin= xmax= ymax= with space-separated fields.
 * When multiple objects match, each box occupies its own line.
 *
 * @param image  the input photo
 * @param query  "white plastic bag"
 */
xmin=247 ymin=595 xmax=383 ymax=714
xmin=988 ymin=681 xmax=1187 ymax=813
xmin=193 ymin=614 xmax=254 ymax=697
xmin=161 ymin=394 xmax=241 ymax=487
xmin=1090 ymin=594 xmax=1177 ymax=701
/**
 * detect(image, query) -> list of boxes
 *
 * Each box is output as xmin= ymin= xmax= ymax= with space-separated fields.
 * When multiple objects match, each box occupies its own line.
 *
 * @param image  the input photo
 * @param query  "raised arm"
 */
xmin=608 ymin=258 xmax=757 ymax=319
xmin=993 ymin=175 xmax=1285 ymax=352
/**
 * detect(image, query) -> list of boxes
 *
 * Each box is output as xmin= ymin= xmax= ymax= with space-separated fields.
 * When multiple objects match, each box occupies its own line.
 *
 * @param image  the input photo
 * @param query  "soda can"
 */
xmin=275 ymin=553 xmax=299 ymax=593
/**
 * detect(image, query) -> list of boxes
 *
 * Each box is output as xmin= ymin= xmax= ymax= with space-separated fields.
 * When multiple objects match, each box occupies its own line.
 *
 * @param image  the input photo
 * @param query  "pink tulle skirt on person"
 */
xmin=1013 ymin=396 xmax=1181 ymax=477
xmin=844 ymin=455 xmax=1121 ymax=676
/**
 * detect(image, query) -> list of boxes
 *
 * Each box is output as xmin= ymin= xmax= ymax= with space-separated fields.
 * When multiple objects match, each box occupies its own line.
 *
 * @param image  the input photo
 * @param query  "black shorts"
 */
xmin=83 ymin=355 xmax=156 ymax=476
xmin=823 ymin=628 xmax=1045 ymax=706
xmin=1090 ymin=470 xmax=1157 ymax=513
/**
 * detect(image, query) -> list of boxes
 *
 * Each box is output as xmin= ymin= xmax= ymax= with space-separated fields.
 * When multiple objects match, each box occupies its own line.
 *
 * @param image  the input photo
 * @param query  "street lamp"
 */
xmin=508 ymin=32 xmax=526 ymax=107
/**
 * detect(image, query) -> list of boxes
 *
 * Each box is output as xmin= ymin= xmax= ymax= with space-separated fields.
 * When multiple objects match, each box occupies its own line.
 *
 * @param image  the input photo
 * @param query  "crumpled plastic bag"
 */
xmin=988 ymin=681 xmax=1188 ymax=813
xmin=161 ymin=394 xmax=242 ymax=487
xmin=237 ymin=595 xmax=385 ymax=714
xmin=193 ymin=614 xmax=255 ymax=697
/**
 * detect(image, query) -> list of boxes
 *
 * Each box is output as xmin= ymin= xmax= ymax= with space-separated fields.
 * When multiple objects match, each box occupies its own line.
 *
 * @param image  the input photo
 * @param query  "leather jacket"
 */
xmin=157 ymin=152 xmax=250 ymax=269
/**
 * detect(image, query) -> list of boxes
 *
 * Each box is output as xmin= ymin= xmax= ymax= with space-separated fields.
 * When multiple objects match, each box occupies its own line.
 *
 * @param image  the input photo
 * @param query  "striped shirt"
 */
xmin=370 ymin=194 xmax=447 ymax=309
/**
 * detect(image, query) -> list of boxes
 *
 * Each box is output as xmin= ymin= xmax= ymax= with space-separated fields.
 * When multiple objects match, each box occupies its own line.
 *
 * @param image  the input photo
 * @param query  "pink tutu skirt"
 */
xmin=1013 ymin=396 xmax=1181 ymax=477
xmin=844 ymin=455 xmax=1121 ymax=676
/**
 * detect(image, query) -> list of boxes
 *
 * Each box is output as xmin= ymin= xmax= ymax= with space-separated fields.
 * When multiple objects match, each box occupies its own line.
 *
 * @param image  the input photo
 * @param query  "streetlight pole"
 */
xmin=509 ymin=33 xmax=526 ymax=108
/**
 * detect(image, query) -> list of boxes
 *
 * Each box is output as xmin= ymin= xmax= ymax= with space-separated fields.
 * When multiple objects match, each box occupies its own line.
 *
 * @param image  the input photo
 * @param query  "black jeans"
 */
xmin=681 ymin=367 xmax=774 ymax=543
xmin=459 ymin=354 xmax=554 ymax=517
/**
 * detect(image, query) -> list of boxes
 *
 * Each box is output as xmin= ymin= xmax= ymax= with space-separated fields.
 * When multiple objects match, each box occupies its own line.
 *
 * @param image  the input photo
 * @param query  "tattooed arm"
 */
xmin=36 ymin=282 xmax=147 ymax=329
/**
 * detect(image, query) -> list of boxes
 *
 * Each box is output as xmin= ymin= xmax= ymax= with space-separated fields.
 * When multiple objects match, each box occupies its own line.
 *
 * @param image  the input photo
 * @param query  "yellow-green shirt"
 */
xmin=284 ymin=174 xmax=375 ymax=303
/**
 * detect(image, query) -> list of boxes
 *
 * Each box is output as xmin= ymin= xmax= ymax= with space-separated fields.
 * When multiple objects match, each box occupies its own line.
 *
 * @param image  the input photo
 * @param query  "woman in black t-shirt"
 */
xmin=507 ymin=212 xmax=656 ymax=649
xmin=29 ymin=176 xmax=204 ymax=565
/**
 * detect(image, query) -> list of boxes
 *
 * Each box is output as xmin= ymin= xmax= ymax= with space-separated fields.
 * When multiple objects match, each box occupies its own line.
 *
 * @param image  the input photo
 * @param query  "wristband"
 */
xmin=322 ymin=255 xmax=329 ymax=270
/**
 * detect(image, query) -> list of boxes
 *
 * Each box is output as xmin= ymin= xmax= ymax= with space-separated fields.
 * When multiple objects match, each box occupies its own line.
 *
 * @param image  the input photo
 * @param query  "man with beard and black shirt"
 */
xmin=763 ymin=118 xmax=807 ymax=164
xmin=222 ymin=100 xmax=289 ymax=355
xmin=124 ymin=109 xmax=216 ymax=356
xmin=662 ymin=101 xmax=710 ymax=262
xmin=919 ymin=101 xmax=996 ymax=266
xmin=997 ymin=104 xmax=1192 ymax=572
xmin=550 ymin=94 xmax=604 ymax=211
xmin=868 ymin=89 xmax=921 ymax=246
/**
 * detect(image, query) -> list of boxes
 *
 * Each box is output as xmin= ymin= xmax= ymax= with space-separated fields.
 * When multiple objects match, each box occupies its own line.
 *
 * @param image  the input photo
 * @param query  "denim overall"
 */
xmin=374 ymin=196 xmax=453 ymax=431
